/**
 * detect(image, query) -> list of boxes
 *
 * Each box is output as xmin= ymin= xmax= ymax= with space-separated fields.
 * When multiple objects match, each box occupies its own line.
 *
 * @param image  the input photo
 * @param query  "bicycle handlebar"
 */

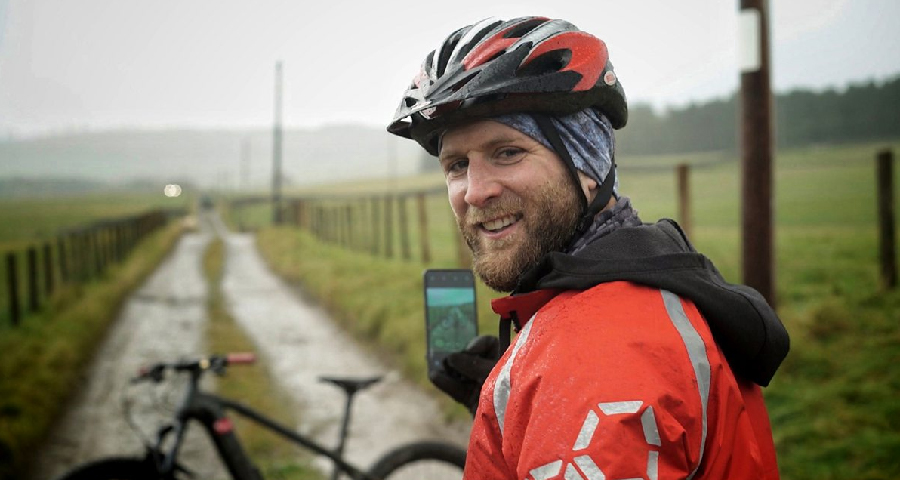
xmin=132 ymin=353 xmax=257 ymax=384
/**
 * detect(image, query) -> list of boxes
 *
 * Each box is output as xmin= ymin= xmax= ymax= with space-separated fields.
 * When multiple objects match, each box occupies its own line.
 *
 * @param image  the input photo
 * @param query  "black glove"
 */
xmin=428 ymin=335 xmax=501 ymax=416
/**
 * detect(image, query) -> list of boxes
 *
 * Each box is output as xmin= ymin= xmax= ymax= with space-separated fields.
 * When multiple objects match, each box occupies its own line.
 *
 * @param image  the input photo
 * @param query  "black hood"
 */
xmin=514 ymin=219 xmax=790 ymax=386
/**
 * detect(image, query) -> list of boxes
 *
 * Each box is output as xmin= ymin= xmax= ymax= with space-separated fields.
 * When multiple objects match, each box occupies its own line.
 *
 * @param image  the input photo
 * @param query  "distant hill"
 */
xmin=3 ymin=74 xmax=897 ymax=198
xmin=0 ymin=124 xmax=424 ymax=194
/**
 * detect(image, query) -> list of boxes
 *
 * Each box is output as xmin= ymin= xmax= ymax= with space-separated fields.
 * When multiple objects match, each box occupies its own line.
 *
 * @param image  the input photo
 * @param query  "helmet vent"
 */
xmin=450 ymin=72 xmax=478 ymax=93
xmin=436 ymin=30 xmax=465 ymax=77
xmin=517 ymin=49 xmax=572 ymax=77
xmin=503 ymin=17 xmax=547 ymax=39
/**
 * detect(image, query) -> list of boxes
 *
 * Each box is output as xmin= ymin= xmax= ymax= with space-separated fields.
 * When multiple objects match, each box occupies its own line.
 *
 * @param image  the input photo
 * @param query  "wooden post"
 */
xmin=78 ymin=232 xmax=89 ymax=281
xmin=417 ymin=192 xmax=432 ymax=264
xmin=343 ymin=204 xmax=352 ymax=248
xmin=384 ymin=195 xmax=394 ymax=259
xmin=43 ymin=243 xmax=54 ymax=297
xmin=58 ymin=237 xmax=69 ymax=284
xmin=296 ymin=200 xmax=305 ymax=229
xmin=93 ymin=229 xmax=105 ymax=275
xmin=371 ymin=196 xmax=381 ymax=256
xmin=676 ymin=163 xmax=692 ymax=239
xmin=877 ymin=149 xmax=896 ymax=289
xmin=27 ymin=247 xmax=39 ymax=312
xmin=347 ymin=204 xmax=357 ymax=250
xmin=740 ymin=0 xmax=775 ymax=305
xmin=6 ymin=252 xmax=20 ymax=326
xmin=398 ymin=195 xmax=411 ymax=260
xmin=315 ymin=206 xmax=323 ymax=239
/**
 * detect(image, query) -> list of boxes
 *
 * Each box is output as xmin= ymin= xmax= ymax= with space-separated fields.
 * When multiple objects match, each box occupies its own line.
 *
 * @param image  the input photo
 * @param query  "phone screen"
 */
xmin=424 ymin=269 xmax=478 ymax=373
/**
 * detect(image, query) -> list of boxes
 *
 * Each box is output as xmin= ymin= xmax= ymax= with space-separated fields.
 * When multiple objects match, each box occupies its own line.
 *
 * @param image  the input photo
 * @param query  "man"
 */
xmin=388 ymin=16 xmax=789 ymax=480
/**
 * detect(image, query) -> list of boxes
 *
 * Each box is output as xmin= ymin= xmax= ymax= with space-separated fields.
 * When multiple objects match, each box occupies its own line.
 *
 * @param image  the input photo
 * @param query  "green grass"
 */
xmin=0 ymin=192 xmax=193 ymax=248
xmin=202 ymin=236 xmax=320 ymax=479
xmin=0 ymin=220 xmax=185 ymax=480
xmin=246 ymin=139 xmax=900 ymax=479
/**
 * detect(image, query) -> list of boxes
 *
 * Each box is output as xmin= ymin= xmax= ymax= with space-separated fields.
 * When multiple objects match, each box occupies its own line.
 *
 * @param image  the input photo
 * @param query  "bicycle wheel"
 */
xmin=367 ymin=440 xmax=466 ymax=480
xmin=54 ymin=456 xmax=163 ymax=480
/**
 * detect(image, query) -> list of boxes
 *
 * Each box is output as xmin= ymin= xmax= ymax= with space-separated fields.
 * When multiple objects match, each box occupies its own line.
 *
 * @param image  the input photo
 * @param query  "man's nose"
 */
xmin=463 ymin=160 xmax=503 ymax=207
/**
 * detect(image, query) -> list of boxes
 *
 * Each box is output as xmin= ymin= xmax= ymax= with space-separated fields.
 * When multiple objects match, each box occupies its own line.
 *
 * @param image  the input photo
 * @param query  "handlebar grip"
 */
xmin=226 ymin=352 xmax=257 ymax=365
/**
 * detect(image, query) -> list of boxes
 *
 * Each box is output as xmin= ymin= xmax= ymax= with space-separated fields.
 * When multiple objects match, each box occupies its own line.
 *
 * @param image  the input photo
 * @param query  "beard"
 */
xmin=458 ymin=177 xmax=581 ymax=292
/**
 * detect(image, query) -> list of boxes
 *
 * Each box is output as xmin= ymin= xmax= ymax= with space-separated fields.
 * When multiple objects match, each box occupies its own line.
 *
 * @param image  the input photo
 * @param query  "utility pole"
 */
xmin=739 ymin=0 xmax=775 ymax=305
xmin=272 ymin=61 xmax=284 ymax=224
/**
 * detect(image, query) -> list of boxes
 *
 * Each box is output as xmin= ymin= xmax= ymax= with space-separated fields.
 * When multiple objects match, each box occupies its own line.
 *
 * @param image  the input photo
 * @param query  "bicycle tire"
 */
xmin=54 ymin=456 xmax=165 ymax=480
xmin=367 ymin=440 xmax=466 ymax=480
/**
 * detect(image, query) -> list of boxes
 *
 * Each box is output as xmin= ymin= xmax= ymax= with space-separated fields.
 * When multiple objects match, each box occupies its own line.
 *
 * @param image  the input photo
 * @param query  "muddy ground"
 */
xmin=32 ymin=214 xmax=470 ymax=479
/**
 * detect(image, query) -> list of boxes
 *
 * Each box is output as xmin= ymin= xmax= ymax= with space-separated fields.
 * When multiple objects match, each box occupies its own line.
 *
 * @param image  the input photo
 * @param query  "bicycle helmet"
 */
xmin=388 ymin=16 xmax=628 ymax=236
xmin=387 ymin=16 xmax=627 ymax=156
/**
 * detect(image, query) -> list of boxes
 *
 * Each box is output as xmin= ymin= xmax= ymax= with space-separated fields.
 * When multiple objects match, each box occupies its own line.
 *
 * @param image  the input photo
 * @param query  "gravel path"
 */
xmin=31 ymin=214 xmax=469 ymax=479
xmin=213 ymin=215 xmax=470 ymax=473
xmin=31 ymin=223 xmax=227 ymax=480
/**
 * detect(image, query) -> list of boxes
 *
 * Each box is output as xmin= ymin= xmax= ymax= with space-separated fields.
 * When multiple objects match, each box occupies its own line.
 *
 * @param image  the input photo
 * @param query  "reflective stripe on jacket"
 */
xmin=463 ymin=281 xmax=780 ymax=480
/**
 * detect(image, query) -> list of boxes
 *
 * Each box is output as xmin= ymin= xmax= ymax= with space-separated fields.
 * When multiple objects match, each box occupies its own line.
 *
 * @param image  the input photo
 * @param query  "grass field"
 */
xmin=0 ymin=192 xmax=194 ymax=330
xmin=246 ymin=139 xmax=900 ymax=479
xmin=0 ymin=192 xmax=193 ymax=248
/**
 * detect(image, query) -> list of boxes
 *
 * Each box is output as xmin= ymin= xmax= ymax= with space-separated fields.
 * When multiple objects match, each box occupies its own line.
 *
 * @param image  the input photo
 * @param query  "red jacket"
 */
xmin=463 ymin=282 xmax=781 ymax=480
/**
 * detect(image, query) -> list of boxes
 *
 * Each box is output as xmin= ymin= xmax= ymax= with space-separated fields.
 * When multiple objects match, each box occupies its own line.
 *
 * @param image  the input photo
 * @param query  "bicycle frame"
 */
xmin=148 ymin=368 xmax=372 ymax=480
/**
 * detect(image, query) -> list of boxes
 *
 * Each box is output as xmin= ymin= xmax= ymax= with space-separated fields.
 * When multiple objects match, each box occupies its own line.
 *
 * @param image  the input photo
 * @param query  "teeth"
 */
xmin=482 ymin=215 xmax=517 ymax=232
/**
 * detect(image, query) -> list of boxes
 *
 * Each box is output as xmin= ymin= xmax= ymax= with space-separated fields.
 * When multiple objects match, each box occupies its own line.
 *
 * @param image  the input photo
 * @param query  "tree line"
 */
xmin=616 ymin=74 xmax=900 ymax=156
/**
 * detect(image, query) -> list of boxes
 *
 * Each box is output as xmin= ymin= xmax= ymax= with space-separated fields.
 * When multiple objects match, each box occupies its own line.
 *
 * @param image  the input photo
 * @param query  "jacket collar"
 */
xmin=491 ymin=289 xmax=562 ymax=331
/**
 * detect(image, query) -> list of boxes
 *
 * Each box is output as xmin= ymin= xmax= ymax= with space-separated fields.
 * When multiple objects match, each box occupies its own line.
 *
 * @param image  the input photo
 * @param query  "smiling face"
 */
xmin=439 ymin=120 xmax=583 ymax=292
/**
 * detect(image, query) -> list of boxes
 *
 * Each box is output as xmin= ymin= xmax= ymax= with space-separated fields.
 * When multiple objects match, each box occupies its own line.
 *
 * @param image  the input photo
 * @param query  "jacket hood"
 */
xmin=510 ymin=219 xmax=790 ymax=386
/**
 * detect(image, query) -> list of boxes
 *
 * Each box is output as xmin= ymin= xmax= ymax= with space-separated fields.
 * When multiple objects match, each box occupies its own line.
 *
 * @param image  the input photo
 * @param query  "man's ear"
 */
xmin=577 ymin=171 xmax=598 ymax=201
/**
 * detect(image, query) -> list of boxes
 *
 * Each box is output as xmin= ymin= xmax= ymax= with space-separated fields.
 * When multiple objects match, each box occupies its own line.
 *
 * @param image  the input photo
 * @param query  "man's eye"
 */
xmin=496 ymin=148 xmax=524 ymax=160
xmin=446 ymin=159 xmax=469 ymax=175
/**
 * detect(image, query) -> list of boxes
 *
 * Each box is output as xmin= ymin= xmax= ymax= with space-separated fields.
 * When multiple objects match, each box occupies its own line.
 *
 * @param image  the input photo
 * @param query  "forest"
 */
xmin=616 ymin=74 xmax=900 ymax=156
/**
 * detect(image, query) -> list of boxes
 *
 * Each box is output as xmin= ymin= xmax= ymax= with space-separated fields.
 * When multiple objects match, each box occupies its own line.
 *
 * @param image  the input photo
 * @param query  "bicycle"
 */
xmin=54 ymin=352 xmax=467 ymax=480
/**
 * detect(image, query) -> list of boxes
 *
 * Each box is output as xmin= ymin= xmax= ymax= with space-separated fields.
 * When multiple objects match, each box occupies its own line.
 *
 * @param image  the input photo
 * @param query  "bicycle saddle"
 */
xmin=318 ymin=375 xmax=383 ymax=395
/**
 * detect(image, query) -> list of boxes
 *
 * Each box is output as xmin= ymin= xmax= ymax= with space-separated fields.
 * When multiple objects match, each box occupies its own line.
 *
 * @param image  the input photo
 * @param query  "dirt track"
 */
xmin=32 ymin=213 xmax=469 ymax=479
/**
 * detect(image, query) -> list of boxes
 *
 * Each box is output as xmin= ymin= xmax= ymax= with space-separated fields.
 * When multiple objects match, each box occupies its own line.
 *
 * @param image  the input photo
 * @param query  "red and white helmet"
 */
xmin=388 ymin=16 xmax=627 ymax=155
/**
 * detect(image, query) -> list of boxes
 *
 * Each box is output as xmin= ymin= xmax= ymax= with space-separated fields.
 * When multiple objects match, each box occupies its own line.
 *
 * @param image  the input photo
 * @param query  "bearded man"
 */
xmin=388 ymin=16 xmax=790 ymax=480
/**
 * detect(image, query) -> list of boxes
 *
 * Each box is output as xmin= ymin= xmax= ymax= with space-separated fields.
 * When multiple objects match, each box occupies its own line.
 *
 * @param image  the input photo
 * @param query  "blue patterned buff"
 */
xmin=492 ymin=108 xmax=618 ymax=194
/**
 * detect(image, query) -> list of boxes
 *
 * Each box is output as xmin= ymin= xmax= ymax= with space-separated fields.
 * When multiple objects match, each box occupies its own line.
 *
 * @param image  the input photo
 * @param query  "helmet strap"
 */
xmin=532 ymin=114 xmax=616 ymax=236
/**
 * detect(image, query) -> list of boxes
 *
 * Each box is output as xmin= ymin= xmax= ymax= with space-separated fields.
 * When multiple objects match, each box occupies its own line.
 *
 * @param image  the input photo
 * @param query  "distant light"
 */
xmin=164 ymin=184 xmax=182 ymax=197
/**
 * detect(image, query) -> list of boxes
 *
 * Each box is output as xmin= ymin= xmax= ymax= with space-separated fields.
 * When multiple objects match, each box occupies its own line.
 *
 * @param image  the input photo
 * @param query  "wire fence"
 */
xmin=1 ymin=209 xmax=183 ymax=327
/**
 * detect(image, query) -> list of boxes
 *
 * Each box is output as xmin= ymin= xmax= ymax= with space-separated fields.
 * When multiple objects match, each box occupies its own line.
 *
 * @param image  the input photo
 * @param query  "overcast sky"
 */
xmin=0 ymin=0 xmax=898 ymax=137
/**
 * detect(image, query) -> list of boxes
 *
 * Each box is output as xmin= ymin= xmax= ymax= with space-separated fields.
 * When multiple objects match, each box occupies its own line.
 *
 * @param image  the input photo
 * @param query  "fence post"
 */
xmin=345 ymin=204 xmax=355 ymax=250
xmin=43 ymin=242 xmax=54 ymax=297
xmin=417 ymin=192 xmax=432 ymax=264
xmin=384 ymin=195 xmax=394 ymax=259
xmin=27 ymin=246 xmax=39 ymax=312
xmin=676 ymin=163 xmax=692 ymax=239
xmin=877 ymin=148 xmax=896 ymax=289
xmin=78 ymin=231 xmax=90 ymax=281
xmin=58 ymin=236 xmax=69 ymax=284
xmin=93 ymin=228 xmax=104 ymax=276
xmin=295 ymin=200 xmax=306 ymax=230
xmin=371 ymin=196 xmax=381 ymax=256
xmin=6 ymin=252 xmax=20 ymax=326
xmin=398 ymin=195 xmax=411 ymax=260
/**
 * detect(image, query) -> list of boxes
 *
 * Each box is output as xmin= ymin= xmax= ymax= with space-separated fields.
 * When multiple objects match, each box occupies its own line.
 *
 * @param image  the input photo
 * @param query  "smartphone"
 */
xmin=423 ymin=269 xmax=478 ymax=374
